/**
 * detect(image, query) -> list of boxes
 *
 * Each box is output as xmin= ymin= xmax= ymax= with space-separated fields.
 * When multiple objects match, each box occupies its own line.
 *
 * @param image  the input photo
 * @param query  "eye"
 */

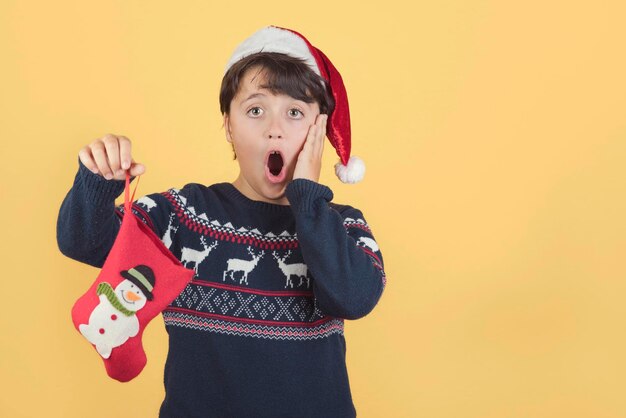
xmin=289 ymin=108 xmax=304 ymax=118
xmin=248 ymin=106 xmax=263 ymax=117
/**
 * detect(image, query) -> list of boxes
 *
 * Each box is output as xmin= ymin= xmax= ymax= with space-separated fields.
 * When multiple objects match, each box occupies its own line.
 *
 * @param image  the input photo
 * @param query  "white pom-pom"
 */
xmin=335 ymin=156 xmax=365 ymax=184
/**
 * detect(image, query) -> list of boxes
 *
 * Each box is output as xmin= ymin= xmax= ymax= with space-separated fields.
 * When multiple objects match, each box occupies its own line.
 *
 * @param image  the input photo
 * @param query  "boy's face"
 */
xmin=224 ymin=66 xmax=321 ymax=205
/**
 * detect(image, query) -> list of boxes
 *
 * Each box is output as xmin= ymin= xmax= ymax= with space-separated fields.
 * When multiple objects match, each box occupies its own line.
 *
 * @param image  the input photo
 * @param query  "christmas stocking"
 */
xmin=71 ymin=172 xmax=195 ymax=382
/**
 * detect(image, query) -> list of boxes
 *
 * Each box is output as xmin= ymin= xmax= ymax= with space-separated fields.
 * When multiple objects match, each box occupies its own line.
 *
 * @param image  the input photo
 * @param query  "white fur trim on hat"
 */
xmin=224 ymin=26 xmax=320 ymax=76
xmin=335 ymin=156 xmax=365 ymax=184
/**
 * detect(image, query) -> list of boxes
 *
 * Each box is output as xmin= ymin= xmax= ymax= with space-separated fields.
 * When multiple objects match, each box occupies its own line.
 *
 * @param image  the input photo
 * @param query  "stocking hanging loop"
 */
xmin=124 ymin=171 xmax=141 ymax=213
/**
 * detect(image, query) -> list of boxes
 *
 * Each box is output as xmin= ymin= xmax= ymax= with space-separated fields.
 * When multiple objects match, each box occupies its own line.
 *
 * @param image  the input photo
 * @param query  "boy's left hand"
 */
xmin=293 ymin=114 xmax=327 ymax=183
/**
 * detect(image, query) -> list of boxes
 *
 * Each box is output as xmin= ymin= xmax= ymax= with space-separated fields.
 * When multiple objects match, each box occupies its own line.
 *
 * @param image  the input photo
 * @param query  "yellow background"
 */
xmin=1 ymin=0 xmax=625 ymax=417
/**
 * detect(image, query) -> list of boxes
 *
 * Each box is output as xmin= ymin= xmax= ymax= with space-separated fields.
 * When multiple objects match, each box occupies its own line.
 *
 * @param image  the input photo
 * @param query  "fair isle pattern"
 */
xmin=170 ymin=279 xmax=323 ymax=321
xmin=164 ymin=188 xmax=299 ymax=251
xmin=114 ymin=204 xmax=156 ymax=232
xmin=113 ymin=194 xmax=386 ymax=339
xmin=361 ymin=247 xmax=384 ymax=271
xmin=343 ymin=217 xmax=372 ymax=234
xmin=163 ymin=311 xmax=344 ymax=340
xmin=343 ymin=217 xmax=388 ymax=289
xmin=164 ymin=279 xmax=342 ymax=340
xmin=363 ymin=250 xmax=387 ymax=289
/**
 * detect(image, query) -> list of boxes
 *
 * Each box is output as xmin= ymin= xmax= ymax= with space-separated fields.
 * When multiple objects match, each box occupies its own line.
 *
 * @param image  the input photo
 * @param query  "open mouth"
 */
xmin=265 ymin=150 xmax=286 ymax=183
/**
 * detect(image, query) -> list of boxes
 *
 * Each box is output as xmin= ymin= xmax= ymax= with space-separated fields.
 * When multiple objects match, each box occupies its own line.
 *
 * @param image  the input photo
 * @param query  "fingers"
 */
xmin=78 ymin=146 xmax=99 ymax=174
xmin=103 ymin=134 xmax=123 ymax=178
xmin=303 ymin=114 xmax=326 ymax=151
xmin=317 ymin=114 xmax=327 ymax=157
xmin=293 ymin=114 xmax=326 ymax=182
xmin=78 ymin=134 xmax=144 ymax=181
xmin=308 ymin=114 xmax=326 ymax=158
xmin=118 ymin=136 xmax=132 ymax=170
xmin=129 ymin=159 xmax=146 ymax=177
xmin=91 ymin=139 xmax=114 ymax=179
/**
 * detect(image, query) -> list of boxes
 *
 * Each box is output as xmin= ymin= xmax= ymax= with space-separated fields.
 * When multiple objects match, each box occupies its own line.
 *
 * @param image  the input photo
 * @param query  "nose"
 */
xmin=125 ymin=291 xmax=142 ymax=302
xmin=265 ymin=114 xmax=283 ymax=140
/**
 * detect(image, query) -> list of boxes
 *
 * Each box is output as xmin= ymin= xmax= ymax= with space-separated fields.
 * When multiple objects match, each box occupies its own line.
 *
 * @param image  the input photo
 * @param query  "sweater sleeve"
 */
xmin=285 ymin=178 xmax=387 ymax=320
xmin=56 ymin=157 xmax=174 ymax=268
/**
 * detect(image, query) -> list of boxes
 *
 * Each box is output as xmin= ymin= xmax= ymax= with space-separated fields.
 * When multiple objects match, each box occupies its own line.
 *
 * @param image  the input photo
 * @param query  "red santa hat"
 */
xmin=224 ymin=25 xmax=365 ymax=184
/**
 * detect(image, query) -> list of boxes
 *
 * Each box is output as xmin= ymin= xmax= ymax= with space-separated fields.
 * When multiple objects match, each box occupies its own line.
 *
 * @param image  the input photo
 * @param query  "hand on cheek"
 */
xmin=292 ymin=114 xmax=327 ymax=183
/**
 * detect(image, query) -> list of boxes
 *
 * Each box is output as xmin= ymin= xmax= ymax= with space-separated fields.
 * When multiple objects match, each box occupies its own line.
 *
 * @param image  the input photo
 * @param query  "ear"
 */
xmin=223 ymin=113 xmax=233 ymax=143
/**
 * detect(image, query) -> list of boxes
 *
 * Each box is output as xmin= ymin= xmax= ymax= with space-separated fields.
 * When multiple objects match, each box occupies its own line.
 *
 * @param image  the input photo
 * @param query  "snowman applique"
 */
xmin=79 ymin=265 xmax=155 ymax=359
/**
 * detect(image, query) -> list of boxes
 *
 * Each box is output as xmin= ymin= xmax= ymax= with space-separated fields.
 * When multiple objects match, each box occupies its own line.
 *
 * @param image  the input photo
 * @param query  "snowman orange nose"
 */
xmin=125 ymin=291 xmax=142 ymax=302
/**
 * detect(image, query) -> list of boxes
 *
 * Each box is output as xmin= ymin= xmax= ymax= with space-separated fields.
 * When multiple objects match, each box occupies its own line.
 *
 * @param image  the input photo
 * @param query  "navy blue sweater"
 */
xmin=57 ymin=158 xmax=386 ymax=418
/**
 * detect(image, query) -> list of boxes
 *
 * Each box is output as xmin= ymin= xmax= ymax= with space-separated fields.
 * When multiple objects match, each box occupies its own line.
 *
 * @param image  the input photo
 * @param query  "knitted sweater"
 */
xmin=57 ymin=158 xmax=387 ymax=418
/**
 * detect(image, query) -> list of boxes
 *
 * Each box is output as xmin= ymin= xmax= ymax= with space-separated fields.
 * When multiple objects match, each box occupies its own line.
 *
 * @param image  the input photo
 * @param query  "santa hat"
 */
xmin=224 ymin=25 xmax=365 ymax=184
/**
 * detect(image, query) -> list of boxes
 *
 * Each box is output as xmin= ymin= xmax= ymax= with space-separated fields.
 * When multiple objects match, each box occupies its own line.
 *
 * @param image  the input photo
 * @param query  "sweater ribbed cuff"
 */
xmin=75 ymin=156 xmax=135 ymax=207
xmin=285 ymin=179 xmax=333 ymax=213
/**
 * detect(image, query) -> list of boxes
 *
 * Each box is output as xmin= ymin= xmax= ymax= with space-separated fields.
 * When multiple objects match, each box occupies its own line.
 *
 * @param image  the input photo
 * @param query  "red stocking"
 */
xmin=71 ymin=172 xmax=195 ymax=382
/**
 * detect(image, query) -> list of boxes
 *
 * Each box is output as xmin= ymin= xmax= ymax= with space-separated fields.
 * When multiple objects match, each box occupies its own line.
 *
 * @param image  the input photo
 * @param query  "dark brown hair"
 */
xmin=220 ymin=52 xmax=335 ymax=117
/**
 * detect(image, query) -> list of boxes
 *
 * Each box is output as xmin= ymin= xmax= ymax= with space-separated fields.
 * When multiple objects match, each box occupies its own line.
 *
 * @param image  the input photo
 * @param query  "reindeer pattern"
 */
xmin=272 ymin=250 xmax=310 ymax=289
xmin=136 ymin=195 xmax=157 ymax=211
xmin=130 ymin=191 xmax=311 ymax=289
xmin=173 ymin=225 xmax=328 ymax=291
xmin=135 ymin=188 xmax=381 ymax=290
xmin=181 ymin=236 xmax=219 ymax=274
xmin=162 ymin=213 xmax=179 ymax=249
xmin=223 ymin=246 xmax=265 ymax=285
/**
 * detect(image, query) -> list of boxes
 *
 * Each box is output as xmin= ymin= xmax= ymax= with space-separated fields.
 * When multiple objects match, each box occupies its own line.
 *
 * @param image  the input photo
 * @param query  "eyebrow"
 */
xmin=241 ymin=92 xmax=310 ymax=109
xmin=242 ymin=92 xmax=267 ymax=103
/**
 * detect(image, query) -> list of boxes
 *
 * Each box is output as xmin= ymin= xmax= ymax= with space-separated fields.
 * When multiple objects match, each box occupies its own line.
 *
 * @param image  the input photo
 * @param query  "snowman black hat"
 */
xmin=120 ymin=265 xmax=155 ymax=301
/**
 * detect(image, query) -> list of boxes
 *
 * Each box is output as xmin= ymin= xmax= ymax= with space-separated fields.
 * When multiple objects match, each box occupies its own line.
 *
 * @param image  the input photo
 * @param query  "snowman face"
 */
xmin=115 ymin=279 xmax=148 ymax=310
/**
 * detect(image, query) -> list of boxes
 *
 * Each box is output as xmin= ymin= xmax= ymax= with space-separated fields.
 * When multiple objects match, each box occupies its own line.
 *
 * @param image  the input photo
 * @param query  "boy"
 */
xmin=57 ymin=25 xmax=386 ymax=418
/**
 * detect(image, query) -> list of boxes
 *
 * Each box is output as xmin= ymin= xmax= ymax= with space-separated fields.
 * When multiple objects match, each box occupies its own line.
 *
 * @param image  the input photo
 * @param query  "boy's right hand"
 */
xmin=78 ymin=134 xmax=146 ymax=181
